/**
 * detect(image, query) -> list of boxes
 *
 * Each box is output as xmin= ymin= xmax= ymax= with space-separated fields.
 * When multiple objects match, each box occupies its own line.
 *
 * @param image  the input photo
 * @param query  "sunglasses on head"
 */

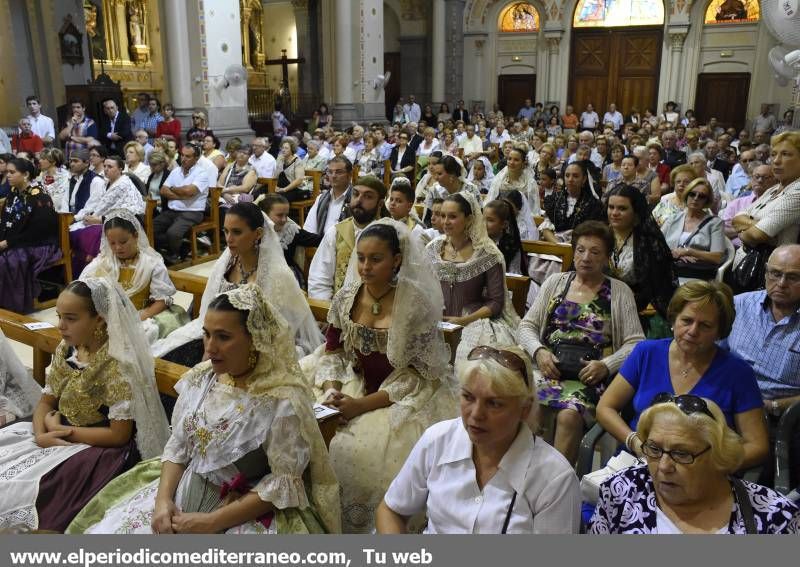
xmin=467 ymin=346 xmax=529 ymax=387
xmin=651 ymin=393 xmax=715 ymax=421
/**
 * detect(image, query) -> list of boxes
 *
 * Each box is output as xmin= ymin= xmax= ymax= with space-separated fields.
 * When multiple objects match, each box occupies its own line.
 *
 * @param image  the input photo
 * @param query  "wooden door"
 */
xmin=497 ymin=74 xmax=536 ymax=117
xmin=694 ymin=73 xmax=750 ymax=131
xmin=569 ymin=27 xmax=662 ymax=117
xmin=384 ymin=52 xmax=402 ymax=121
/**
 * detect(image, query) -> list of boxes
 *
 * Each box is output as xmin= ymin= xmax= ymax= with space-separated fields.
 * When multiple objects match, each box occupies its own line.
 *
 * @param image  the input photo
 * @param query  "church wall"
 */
xmin=54 ymin=0 xmax=92 ymax=88
xmin=384 ymin=3 xmax=401 ymax=52
xmin=261 ymin=1 xmax=300 ymax=102
xmin=0 ymin=0 xmax=25 ymax=126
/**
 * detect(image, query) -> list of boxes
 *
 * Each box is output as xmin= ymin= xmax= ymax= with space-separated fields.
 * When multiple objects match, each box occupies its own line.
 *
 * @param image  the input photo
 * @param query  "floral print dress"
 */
xmin=537 ymin=278 xmax=612 ymax=416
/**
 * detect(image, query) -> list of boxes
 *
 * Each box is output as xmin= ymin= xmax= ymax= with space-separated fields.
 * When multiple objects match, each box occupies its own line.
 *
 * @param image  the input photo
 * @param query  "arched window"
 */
xmin=573 ymin=0 xmax=664 ymax=28
xmin=498 ymin=2 xmax=540 ymax=33
xmin=704 ymin=0 xmax=760 ymax=25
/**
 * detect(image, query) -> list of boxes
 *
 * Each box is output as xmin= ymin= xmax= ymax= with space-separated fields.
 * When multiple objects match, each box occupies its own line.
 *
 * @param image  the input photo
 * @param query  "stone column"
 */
xmin=432 ymin=0 xmax=446 ymax=104
xmin=444 ymin=0 xmax=466 ymax=105
xmin=292 ymin=0 xmax=315 ymax=114
xmin=545 ymin=31 xmax=563 ymax=104
xmin=667 ymin=29 xmax=688 ymax=104
xmin=473 ymin=37 xmax=487 ymax=105
xmin=164 ymin=0 xmax=193 ymax=114
xmin=332 ymin=0 xmax=357 ymax=123
xmin=201 ymin=0 xmax=253 ymax=140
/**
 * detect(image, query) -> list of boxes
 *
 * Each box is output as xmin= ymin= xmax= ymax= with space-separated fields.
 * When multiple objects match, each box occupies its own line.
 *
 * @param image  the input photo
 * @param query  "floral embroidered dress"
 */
xmin=589 ymin=464 xmax=800 ymax=534
xmin=0 ymin=344 xmax=137 ymax=532
xmin=537 ymin=278 xmax=612 ymax=417
xmin=71 ymin=364 xmax=329 ymax=534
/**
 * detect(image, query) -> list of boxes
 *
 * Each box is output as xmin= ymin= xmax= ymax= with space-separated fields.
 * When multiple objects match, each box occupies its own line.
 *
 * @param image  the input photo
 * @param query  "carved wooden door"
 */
xmin=497 ymin=74 xmax=536 ymax=117
xmin=694 ymin=73 xmax=750 ymax=131
xmin=569 ymin=27 xmax=663 ymax=117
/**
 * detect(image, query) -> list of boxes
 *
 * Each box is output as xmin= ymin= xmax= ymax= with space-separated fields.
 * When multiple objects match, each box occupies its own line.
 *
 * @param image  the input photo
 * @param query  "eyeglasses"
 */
xmin=651 ymin=393 xmax=715 ymax=421
xmin=765 ymin=268 xmax=800 ymax=285
xmin=686 ymin=191 xmax=708 ymax=201
xmin=467 ymin=346 xmax=529 ymax=387
xmin=640 ymin=440 xmax=711 ymax=465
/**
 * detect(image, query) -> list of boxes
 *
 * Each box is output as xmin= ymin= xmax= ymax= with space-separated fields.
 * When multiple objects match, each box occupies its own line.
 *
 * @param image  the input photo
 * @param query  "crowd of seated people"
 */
xmin=0 ymin=92 xmax=799 ymax=535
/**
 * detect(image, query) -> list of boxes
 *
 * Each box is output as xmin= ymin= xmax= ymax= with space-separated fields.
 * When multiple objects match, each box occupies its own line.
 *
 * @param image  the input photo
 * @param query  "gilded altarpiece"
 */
xmin=83 ymin=0 xmax=164 ymax=108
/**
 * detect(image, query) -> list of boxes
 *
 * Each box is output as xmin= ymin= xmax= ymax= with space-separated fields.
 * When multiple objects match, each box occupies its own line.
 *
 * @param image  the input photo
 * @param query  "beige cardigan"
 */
xmin=517 ymin=271 xmax=644 ymax=374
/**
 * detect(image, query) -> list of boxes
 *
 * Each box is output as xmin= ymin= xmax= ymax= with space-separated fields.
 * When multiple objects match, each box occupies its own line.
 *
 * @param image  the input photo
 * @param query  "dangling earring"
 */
xmin=248 ymin=348 xmax=258 ymax=369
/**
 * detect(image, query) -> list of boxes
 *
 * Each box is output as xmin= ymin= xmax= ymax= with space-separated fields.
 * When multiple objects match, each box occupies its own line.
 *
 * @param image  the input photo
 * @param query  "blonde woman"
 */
xmin=123 ymin=141 xmax=150 ymax=185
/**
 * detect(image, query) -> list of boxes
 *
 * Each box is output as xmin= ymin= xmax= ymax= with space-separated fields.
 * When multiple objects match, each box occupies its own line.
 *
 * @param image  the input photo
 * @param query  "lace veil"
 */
xmin=82 ymin=277 xmax=170 ymax=459
xmin=152 ymin=213 xmax=323 ymax=358
xmin=486 ymin=167 xmax=539 ymax=239
xmin=0 ymin=328 xmax=41 ymax=419
xmin=338 ymin=218 xmax=451 ymax=382
xmin=222 ymin=284 xmax=340 ymax=534
xmin=81 ymin=209 xmax=166 ymax=299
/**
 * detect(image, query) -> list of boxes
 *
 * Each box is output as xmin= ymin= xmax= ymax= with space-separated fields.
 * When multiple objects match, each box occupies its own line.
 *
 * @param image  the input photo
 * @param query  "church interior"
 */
xmin=0 ymin=0 xmax=799 ymax=536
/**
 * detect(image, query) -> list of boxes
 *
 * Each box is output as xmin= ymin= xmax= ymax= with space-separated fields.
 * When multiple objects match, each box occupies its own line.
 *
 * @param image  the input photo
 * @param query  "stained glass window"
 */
xmin=499 ymin=2 xmax=540 ymax=33
xmin=704 ymin=0 xmax=760 ymax=25
xmin=573 ymin=0 xmax=665 ymax=28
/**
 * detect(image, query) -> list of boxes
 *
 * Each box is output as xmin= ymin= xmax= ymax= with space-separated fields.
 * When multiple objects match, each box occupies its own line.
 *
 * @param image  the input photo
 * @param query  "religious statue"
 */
xmin=128 ymin=3 xmax=144 ymax=46
xmin=716 ymin=0 xmax=747 ymax=21
xmin=249 ymin=19 xmax=265 ymax=68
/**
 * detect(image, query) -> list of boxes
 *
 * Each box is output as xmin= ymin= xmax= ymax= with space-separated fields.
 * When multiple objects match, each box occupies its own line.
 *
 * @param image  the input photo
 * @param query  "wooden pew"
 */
xmin=168 ymin=270 xmax=207 ymax=316
xmin=34 ymin=212 xmax=74 ymax=310
xmin=521 ymin=240 xmax=573 ymax=272
xmin=0 ymin=309 xmax=338 ymax=446
xmin=505 ymin=274 xmax=531 ymax=317
xmin=383 ymin=159 xmax=392 ymax=188
xmin=143 ymin=199 xmax=158 ymax=246
xmin=187 ymin=187 xmax=222 ymax=266
xmin=256 ymin=177 xmax=278 ymax=194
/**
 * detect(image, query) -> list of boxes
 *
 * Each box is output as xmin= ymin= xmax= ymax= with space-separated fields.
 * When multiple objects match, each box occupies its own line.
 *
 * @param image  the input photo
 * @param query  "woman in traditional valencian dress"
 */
xmin=426 ymin=192 xmax=521 ymax=361
xmin=81 ymin=210 xmax=189 ymax=344
xmin=0 ymin=278 xmax=169 ymax=532
xmin=70 ymin=285 xmax=340 ymax=534
xmin=153 ymin=202 xmax=322 ymax=363
xmin=302 ymin=219 xmax=457 ymax=533
xmin=0 ymin=327 xmax=41 ymax=427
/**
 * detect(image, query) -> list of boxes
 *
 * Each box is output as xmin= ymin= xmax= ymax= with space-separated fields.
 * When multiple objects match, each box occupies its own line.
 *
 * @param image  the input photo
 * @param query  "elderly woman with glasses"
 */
xmin=589 ymin=395 xmax=799 ymax=534
xmin=597 ymin=280 xmax=768 ymax=469
xmin=660 ymin=178 xmax=727 ymax=281
xmin=376 ymin=344 xmax=581 ymax=534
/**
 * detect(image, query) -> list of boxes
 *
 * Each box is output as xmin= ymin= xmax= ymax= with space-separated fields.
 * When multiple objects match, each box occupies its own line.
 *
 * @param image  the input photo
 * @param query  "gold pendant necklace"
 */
xmin=364 ymin=285 xmax=393 ymax=315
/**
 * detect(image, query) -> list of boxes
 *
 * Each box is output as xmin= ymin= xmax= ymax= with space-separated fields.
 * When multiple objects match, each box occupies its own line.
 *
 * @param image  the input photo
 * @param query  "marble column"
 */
xmin=331 ymin=0 xmax=385 ymax=125
xmin=667 ymin=29 xmax=688 ymax=105
xmin=200 ymin=0 xmax=253 ymax=140
xmin=164 ymin=0 xmax=193 ymax=117
xmin=292 ymin=0 xmax=315 ymax=115
xmin=444 ymin=0 xmax=466 ymax=105
xmin=473 ymin=37 xmax=487 ymax=105
xmin=432 ymin=0 xmax=446 ymax=104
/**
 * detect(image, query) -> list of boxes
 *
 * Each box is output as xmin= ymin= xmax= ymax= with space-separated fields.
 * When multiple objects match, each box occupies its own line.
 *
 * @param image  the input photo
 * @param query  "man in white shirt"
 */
xmin=602 ymin=103 xmax=624 ymax=132
xmin=346 ymin=125 xmax=366 ymax=161
xmin=489 ymin=123 xmax=511 ymax=145
xmin=308 ymin=176 xmax=386 ymax=300
xmin=403 ymin=95 xmax=422 ymax=124
xmin=579 ymin=104 xmax=600 ymax=131
xmin=154 ymin=144 xmax=211 ymax=263
xmin=248 ymin=137 xmax=277 ymax=178
xmin=63 ymin=149 xmax=106 ymax=215
xmin=303 ymin=155 xmax=353 ymax=236
xmin=459 ymin=124 xmax=484 ymax=163
xmin=24 ymin=95 xmax=55 ymax=144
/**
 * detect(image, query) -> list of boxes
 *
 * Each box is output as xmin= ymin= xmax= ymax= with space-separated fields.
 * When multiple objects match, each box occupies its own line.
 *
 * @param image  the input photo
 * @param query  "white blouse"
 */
xmin=383 ymin=418 xmax=581 ymax=534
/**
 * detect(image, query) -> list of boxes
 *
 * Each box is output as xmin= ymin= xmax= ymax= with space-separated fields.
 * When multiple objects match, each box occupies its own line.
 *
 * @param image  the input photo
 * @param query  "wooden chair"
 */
xmin=303 ymin=246 xmax=317 ymax=285
xmin=352 ymin=165 xmax=361 ymax=184
xmin=168 ymin=270 xmax=207 ymax=317
xmin=288 ymin=171 xmax=323 ymax=227
xmin=383 ymin=159 xmax=392 ymax=188
xmin=143 ymin=199 xmax=158 ymax=246
xmin=188 ymin=187 xmax=222 ymax=266
xmin=256 ymin=177 xmax=277 ymax=195
xmin=505 ymin=274 xmax=532 ymax=317
xmin=34 ymin=212 xmax=74 ymax=310
xmin=521 ymin=240 xmax=574 ymax=272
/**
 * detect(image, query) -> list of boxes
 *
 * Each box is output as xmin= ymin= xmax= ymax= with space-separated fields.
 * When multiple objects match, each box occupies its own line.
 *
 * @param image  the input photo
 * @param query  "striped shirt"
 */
xmin=722 ymin=290 xmax=800 ymax=399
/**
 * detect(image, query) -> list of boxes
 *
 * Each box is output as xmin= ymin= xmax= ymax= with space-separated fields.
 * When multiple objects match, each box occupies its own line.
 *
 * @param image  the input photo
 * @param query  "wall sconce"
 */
xmin=720 ymin=50 xmax=733 ymax=58
xmin=511 ymin=55 xmax=522 ymax=62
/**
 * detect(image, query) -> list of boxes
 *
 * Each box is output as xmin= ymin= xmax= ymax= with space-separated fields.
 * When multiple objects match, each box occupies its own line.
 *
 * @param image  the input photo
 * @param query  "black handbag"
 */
xmin=544 ymin=272 xmax=602 ymax=381
xmin=730 ymin=244 xmax=773 ymax=293
xmin=277 ymin=170 xmax=291 ymax=189
xmin=674 ymin=260 xmax=719 ymax=281
xmin=552 ymin=340 xmax=602 ymax=381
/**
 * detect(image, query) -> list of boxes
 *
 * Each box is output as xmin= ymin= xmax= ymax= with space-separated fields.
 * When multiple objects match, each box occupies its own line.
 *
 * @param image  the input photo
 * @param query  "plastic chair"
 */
xmin=716 ymin=237 xmax=736 ymax=283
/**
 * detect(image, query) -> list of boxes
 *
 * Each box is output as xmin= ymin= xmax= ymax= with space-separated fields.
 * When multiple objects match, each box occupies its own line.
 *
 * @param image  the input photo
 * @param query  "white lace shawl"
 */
xmin=161 ymin=370 xmax=311 ymax=510
xmin=81 ymin=210 xmax=176 ymax=305
xmin=81 ymin=277 xmax=170 ymax=459
xmin=487 ymin=166 xmax=539 ymax=238
xmin=0 ymin=328 xmax=41 ymax=419
xmin=151 ymin=214 xmax=323 ymax=358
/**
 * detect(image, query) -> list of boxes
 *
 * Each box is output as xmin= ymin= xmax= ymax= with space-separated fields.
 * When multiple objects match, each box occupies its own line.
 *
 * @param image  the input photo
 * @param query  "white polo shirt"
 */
xmin=163 ymin=162 xmax=210 ymax=212
xmin=383 ymin=418 xmax=581 ymax=534
xmin=249 ymin=151 xmax=277 ymax=179
xmin=26 ymin=113 xmax=55 ymax=141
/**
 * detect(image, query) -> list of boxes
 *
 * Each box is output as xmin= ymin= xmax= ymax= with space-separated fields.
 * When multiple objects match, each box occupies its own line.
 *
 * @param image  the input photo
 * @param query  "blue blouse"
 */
xmin=618 ymin=338 xmax=763 ymax=430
